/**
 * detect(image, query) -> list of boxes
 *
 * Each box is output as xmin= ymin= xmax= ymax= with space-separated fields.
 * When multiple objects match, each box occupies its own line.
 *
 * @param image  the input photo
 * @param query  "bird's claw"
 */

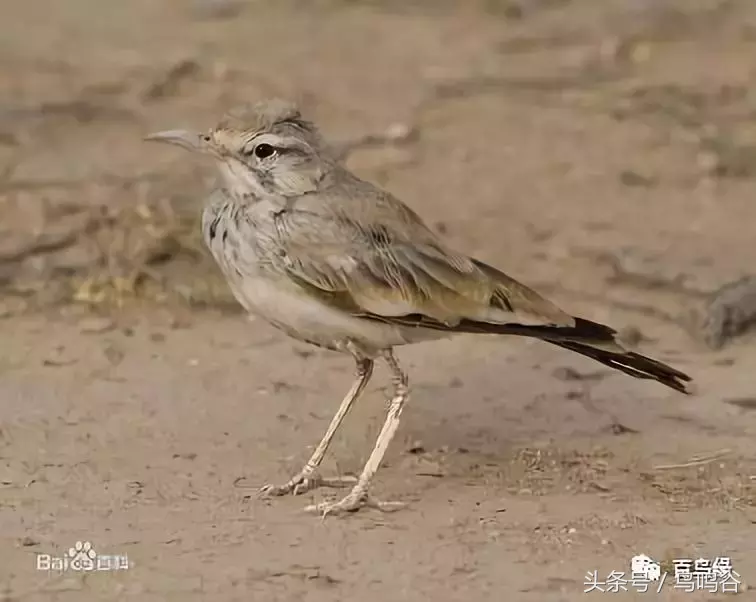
xmin=259 ymin=473 xmax=357 ymax=497
xmin=304 ymin=490 xmax=405 ymax=517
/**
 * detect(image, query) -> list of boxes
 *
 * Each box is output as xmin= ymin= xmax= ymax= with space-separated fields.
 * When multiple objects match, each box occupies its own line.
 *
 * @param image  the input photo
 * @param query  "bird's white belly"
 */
xmin=227 ymin=271 xmax=422 ymax=351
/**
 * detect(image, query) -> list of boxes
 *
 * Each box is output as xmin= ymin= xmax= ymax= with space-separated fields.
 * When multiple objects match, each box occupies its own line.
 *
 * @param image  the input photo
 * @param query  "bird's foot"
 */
xmin=304 ymin=488 xmax=406 ymax=517
xmin=259 ymin=471 xmax=357 ymax=497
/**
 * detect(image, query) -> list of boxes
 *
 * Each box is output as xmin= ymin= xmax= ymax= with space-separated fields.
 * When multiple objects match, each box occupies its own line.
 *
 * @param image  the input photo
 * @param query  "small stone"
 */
xmin=407 ymin=441 xmax=426 ymax=455
xmin=78 ymin=317 xmax=115 ymax=334
xmin=553 ymin=367 xmax=585 ymax=381
xmin=168 ymin=315 xmax=191 ymax=329
xmin=724 ymin=397 xmax=756 ymax=411
xmin=43 ymin=353 xmax=77 ymax=367
xmin=697 ymin=150 xmax=720 ymax=174
xmin=19 ymin=536 xmax=39 ymax=547
xmin=619 ymin=170 xmax=655 ymax=188
xmin=191 ymin=0 xmax=243 ymax=19
xmin=616 ymin=325 xmax=644 ymax=347
xmin=693 ymin=276 xmax=756 ymax=349
xmin=384 ymin=123 xmax=416 ymax=143
xmin=102 ymin=344 xmax=124 ymax=366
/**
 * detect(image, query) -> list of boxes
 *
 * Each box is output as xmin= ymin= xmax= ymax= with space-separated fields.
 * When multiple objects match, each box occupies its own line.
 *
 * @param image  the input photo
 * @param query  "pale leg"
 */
xmin=305 ymin=350 xmax=408 ymax=516
xmin=260 ymin=357 xmax=374 ymax=496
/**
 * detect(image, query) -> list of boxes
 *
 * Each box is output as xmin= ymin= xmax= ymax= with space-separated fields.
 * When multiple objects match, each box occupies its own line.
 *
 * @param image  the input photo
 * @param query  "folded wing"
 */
xmin=265 ymin=194 xmax=692 ymax=395
xmin=273 ymin=209 xmax=574 ymax=329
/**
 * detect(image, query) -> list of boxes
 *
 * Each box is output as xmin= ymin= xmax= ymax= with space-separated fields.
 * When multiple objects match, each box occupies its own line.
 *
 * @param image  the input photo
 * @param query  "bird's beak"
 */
xmin=144 ymin=129 xmax=213 ymax=154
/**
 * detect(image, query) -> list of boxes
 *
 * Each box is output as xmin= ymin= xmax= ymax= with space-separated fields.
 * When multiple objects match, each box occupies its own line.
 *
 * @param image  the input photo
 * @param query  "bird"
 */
xmin=145 ymin=98 xmax=692 ymax=516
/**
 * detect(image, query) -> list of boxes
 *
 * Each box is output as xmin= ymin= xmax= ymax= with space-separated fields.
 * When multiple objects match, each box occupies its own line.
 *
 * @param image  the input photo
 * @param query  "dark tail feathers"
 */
xmin=438 ymin=316 xmax=693 ymax=394
xmin=544 ymin=339 xmax=691 ymax=394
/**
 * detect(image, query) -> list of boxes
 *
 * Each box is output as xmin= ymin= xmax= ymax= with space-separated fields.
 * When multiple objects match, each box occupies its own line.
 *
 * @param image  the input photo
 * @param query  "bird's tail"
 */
xmin=427 ymin=316 xmax=693 ymax=394
xmin=541 ymin=338 xmax=691 ymax=394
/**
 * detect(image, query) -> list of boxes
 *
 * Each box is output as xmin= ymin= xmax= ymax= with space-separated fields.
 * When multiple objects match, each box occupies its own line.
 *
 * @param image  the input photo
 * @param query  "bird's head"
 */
xmin=146 ymin=98 xmax=332 ymax=199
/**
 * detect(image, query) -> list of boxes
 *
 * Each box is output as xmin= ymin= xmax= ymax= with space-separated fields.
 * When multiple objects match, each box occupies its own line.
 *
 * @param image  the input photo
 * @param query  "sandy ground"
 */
xmin=2 ymin=1 xmax=756 ymax=600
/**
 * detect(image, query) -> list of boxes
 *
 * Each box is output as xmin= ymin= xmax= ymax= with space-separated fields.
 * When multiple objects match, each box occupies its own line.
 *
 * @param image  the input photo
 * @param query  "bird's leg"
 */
xmin=305 ymin=350 xmax=408 ymax=516
xmin=260 ymin=356 xmax=374 ymax=497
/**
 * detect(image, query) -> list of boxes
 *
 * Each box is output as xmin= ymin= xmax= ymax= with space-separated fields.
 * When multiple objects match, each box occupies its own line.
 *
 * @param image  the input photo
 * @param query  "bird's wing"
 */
xmin=268 ymin=204 xmax=574 ymax=329
xmin=262 ymin=193 xmax=693 ymax=395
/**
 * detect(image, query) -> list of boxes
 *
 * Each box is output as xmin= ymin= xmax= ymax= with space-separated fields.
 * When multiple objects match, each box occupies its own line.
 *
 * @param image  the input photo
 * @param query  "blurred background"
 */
xmin=2 ymin=0 xmax=755 ymax=324
xmin=2 ymin=1 xmax=756 ymax=600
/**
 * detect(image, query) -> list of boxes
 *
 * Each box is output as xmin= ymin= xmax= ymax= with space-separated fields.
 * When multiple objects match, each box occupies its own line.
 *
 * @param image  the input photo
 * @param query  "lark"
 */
xmin=146 ymin=99 xmax=692 ymax=516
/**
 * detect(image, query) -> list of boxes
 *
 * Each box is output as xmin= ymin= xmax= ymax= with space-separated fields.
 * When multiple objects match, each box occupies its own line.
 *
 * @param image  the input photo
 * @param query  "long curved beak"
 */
xmin=144 ymin=129 xmax=212 ymax=154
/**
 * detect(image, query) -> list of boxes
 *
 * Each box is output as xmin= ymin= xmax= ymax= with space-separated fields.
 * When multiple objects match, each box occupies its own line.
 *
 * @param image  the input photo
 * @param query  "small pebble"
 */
xmin=384 ymin=123 xmax=415 ymax=143
xmin=20 ymin=536 xmax=39 ymax=547
xmin=102 ymin=344 xmax=125 ymax=366
xmin=78 ymin=317 xmax=115 ymax=334
xmin=553 ymin=367 xmax=585 ymax=381
xmin=617 ymin=325 xmax=644 ymax=347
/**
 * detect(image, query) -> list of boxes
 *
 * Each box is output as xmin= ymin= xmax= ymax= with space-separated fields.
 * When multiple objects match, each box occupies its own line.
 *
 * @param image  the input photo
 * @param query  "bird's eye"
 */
xmin=253 ymin=143 xmax=276 ymax=159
